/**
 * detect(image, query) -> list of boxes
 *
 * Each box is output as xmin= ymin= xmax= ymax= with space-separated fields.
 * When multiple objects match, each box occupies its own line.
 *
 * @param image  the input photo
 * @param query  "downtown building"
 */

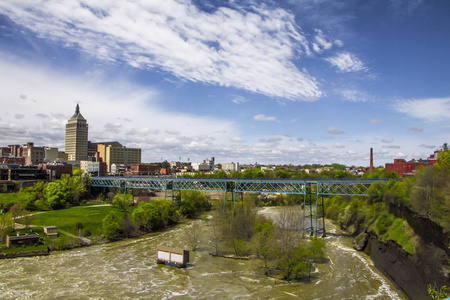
xmin=65 ymin=104 xmax=88 ymax=162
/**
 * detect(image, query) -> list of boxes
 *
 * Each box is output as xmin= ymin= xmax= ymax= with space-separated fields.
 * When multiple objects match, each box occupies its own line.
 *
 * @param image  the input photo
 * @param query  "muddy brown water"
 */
xmin=0 ymin=207 xmax=406 ymax=299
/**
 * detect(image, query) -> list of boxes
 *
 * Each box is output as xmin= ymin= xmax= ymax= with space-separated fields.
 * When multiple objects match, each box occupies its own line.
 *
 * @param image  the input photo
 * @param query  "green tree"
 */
xmin=0 ymin=212 xmax=14 ymax=243
xmin=102 ymin=212 xmax=122 ymax=239
xmin=132 ymin=201 xmax=163 ymax=232
xmin=45 ymin=181 xmax=70 ymax=209
xmin=72 ymin=166 xmax=82 ymax=177
xmin=252 ymin=216 xmax=277 ymax=275
xmin=436 ymin=149 xmax=450 ymax=169
xmin=180 ymin=191 xmax=212 ymax=218
xmin=112 ymin=193 xmax=133 ymax=212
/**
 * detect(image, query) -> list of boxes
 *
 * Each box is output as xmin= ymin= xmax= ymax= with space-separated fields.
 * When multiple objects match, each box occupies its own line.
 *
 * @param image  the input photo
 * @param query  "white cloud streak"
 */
xmin=254 ymin=114 xmax=277 ymax=122
xmin=392 ymin=98 xmax=450 ymax=121
xmin=326 ymin=52 xmax=367 ymax=73
xmin=0 ymin=0 xmax=322 ymax=101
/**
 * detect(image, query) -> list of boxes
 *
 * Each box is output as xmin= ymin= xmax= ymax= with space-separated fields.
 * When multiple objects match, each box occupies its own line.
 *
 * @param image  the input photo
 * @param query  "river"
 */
xmin=0 ymin=207 xmax=406 ymax=299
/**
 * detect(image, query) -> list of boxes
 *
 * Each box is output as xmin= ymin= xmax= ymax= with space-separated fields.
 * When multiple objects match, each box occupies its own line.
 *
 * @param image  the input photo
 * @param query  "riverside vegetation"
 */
xmin=1 ymin=151 xmax=449 ymax=298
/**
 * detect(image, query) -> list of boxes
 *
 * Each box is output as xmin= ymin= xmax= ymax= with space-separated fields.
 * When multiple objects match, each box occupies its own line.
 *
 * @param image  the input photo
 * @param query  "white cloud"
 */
xmin=0 ymin=58 xmax=237 ymax=162
xmin=408 ymin=127 xmax=423 ymax=132
xmin=382 ymin=138 xmax=393 ymax=143
xmin=326 ymin=52 xmax=367 ymax=73
xmin=0 ymin=0 xmax=323 ymax=101
xmin=254 ymin=114 xmax=277 ymax=122
xmin=312 ymin=29 xmax=333 ymax=53
xmin=395 ymin=152 xmax=406 ymax=158
xmin=332 ymin=143 xmax=345 ymax=148
xmin=392 ymin=98 xmax=450 ymax=121
xmin=230 ymin=137 xmax=242 ymax=142
xmin=327 ymin=127 xmax=344 ymax=134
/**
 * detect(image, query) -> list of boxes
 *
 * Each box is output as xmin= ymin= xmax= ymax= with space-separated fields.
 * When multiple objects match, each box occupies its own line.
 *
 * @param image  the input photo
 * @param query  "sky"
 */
xmin=0 ymin=0 xmax=449 ymax=167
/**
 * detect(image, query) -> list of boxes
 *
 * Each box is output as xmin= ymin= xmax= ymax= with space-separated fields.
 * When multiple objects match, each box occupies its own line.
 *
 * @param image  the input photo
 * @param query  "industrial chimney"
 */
xmin=370 ymin=148 xmax=374 ymax=173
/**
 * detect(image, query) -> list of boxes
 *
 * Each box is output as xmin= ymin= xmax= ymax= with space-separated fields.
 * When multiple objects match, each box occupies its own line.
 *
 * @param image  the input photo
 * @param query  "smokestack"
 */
xmin=370 ymin=148 xmax=373 ymax=173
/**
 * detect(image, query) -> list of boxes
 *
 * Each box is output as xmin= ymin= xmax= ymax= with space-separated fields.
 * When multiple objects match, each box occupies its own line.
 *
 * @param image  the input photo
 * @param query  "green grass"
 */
xmin=22 ymin=205 xmax=131 ymax=237
xmin=383 ymin=218 xmax=417 ymax=254
xmin=2 ymin=244 xmax=48 ymax=253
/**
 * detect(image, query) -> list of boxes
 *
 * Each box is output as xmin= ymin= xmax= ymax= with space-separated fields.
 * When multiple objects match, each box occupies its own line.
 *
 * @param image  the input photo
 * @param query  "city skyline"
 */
xmin=0 ymin=1 xmax=449 ymax=166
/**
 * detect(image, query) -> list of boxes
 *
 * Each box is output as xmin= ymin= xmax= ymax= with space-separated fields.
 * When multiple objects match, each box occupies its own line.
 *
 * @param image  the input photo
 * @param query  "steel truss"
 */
xmin=89 ymin=177 xmax=389 ymax=235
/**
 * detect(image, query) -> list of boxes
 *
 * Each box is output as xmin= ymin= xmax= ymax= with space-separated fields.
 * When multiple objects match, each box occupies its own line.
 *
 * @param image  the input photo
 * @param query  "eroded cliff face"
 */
xmin=364 ymin=236 xmax=449 ymax=300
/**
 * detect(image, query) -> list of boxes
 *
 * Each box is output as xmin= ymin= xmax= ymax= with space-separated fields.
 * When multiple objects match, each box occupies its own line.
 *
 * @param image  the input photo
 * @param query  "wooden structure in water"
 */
xmin=156 ymin=246 xmax=189 ymax=268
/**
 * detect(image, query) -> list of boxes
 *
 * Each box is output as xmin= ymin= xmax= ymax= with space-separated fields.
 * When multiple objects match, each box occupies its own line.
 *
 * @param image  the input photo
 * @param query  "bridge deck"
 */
xmin=90 ymin=176 xmax=391 ymax=236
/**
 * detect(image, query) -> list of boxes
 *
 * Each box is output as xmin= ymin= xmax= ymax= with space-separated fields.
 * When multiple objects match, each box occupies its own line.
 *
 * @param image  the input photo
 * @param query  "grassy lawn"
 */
xmin=22 ymin=205 xmax=131 ymax=237
xmin=0 ymin=193 xmax=17 ymax=209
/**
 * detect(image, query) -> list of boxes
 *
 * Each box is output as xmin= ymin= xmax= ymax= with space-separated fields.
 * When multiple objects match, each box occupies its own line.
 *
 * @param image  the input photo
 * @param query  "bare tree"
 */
xmin=185 ymin=221 xmax=202 ymax=251
xmin=276 ymin=205 xmax=302 ymax=254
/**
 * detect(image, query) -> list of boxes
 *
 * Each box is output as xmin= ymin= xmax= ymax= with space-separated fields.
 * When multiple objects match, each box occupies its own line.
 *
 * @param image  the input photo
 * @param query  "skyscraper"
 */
xmin=65 ymin=104 xmax=88 ymax=161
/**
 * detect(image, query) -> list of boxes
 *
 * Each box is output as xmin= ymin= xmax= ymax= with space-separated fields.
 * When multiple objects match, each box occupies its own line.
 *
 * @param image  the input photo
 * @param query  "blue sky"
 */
xmin=0 ymin=0 xmax=449 ymax=167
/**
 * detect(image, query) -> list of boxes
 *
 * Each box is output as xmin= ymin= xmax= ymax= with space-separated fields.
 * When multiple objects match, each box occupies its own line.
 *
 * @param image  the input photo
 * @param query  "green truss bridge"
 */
xmin=89 ymin=176 xmax=390 ymax=236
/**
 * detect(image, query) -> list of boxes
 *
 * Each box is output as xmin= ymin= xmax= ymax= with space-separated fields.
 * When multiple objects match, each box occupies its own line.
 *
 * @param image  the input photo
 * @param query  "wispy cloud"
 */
xmin=327 ymin=127 xmax=344 ymax=134
xmin=382 ymin=138 xmax=394 ymax=143
xmin=408 ymin=126 xmax=423 ymax=132
xmin=254 ymin=114 xmax=277 ymax=122
xmin=0 ymin=0 xmax=322 ymax=101
xmin=392 ymin=98 xmax=450 ymax=121
xmin=326 ymin=52 xmax=367 ymax=73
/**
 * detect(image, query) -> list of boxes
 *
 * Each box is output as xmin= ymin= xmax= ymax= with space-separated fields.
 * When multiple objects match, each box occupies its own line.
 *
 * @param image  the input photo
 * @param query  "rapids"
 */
xmin=0 ymin=207 xmax=406 ymax=299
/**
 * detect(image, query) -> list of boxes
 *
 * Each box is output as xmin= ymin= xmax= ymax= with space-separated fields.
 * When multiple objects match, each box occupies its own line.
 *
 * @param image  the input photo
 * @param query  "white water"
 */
xmin=0 ymin=208 xmax=406 ymax=299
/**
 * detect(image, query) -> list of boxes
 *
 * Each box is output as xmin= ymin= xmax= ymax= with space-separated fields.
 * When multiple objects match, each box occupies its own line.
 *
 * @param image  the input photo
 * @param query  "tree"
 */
xmin=209 ymin=217 xmax=223 ymax=256
xmin=103 ymin=212 xmax=121 ymax=239
xmin=112 ymin=193 xmax=133 ymax=212
xmin=132 ymin=201 xmax=163 ymax=232
xmin=252 ymin=216 xmax=277 ymax=275
xmin=45 ymin=181 xmax=70 ymax=209
xmin=72 ymin=166 xmax=82 ymax=176
xmin=9 ymin=203 xmax=22 ymax=221
xmin=76 ymin=222 xmax=85 ymax=237
xmin=120 ymin=213 xmax=137 ymax=238
xmin=0 ymin=213 xmax=14 ymax=243
xmin=306 ymin=236 xmax=327 ymax=278
xmin=185 ymin=221 xmax=202 ymax=251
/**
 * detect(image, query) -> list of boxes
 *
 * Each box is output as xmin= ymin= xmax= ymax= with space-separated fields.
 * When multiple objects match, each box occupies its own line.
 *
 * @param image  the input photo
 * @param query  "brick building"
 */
xmin=385 ymin=150 xmax=441 ymax=177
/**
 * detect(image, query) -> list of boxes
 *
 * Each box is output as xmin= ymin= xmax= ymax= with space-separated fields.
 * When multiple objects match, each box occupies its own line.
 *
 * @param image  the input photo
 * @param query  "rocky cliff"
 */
xmin=353 ymin=208 xmax=450 ymax=300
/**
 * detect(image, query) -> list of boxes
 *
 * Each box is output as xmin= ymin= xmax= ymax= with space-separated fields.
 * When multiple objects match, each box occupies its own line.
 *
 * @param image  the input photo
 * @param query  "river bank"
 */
xmin=0 ymin=207 xmax=405 ymax=299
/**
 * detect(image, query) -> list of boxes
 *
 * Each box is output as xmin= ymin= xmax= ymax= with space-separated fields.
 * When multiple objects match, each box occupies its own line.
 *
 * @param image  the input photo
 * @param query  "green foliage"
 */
xmin=53 ymin=235 xmax=68 ymax=250
xmin=375 ymin=211 xmax=394 ymax=235
xmin=215 ymin=170 xmax=227 ymax=178
xmin=112 ymin=193 xmax=133 ymax=212
xmin=277 ymin=237 xmax=327 ymax=281
xmin=0 ymin=212 xmax=14 ymax=243
xmin=132 ymin=201 xmax=163 ymax=232
xmin=72 ymin=166 xmax=81 ymax=176
xmin=229 ymin=238 xmax=250 ymax=257
xmin=45 ymin=181 xmax=70 ymax=209
xmin=102 ymin=212 xmax=122 ymax=239
xmin=428 ymin=284 xmax=449 ymax=300
xmin=382 ymin=218 xmax=416 ymax=254
xmin=180 ymin=191 xmax=212 ymax=218
xmin=436 ymin=149 xmax=450 ymax=169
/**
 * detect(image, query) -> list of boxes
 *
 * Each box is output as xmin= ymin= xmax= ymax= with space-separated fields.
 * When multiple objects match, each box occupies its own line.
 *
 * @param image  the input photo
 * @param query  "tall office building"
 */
xmin=65 ymin=104 xmax=88 ymax=161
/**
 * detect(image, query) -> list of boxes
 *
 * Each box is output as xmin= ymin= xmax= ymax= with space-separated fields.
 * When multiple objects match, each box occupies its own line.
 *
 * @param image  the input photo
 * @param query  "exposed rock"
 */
xmin=365 ymin=235 xmax=450 ymax=300
xmin=352 ymin=232 xmax=369 ymax=251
